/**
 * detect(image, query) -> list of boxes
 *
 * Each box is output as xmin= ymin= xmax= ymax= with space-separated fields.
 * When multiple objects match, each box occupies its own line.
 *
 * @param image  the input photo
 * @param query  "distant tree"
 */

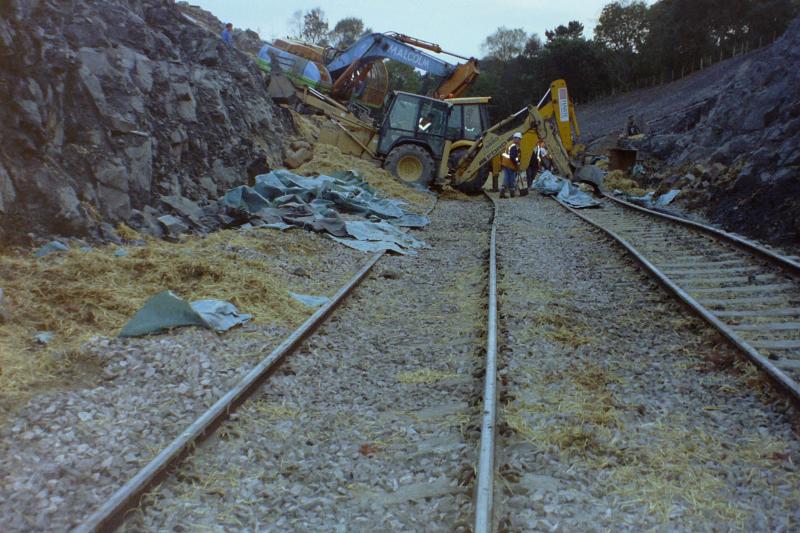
xmin=287 ymin=10 xmax=303 ymax=39
xmin=545 ymin=20 xmax=584 ymax=42
xmin=747 ymin=0 xmax=797 ymax=42
xmin=594 ymin=1 xmax=649 ymax=52
xmin=523 ymin=34 xmax=543 ymax=58
xmin=385 ymin=60 xmax=423 ymax=93
xmin=541 ymin=37 xmax=612 ymax=101
xmin=302 ymin=7 xmax=329 ymax=45
xmin=481 ymin=27 xmax=527 ymax=61
xmin=329 ymin=17 xmax=369 ymax=49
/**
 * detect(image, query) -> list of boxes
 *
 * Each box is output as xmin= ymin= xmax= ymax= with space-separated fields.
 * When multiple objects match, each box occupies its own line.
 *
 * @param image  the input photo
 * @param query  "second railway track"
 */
xmin=559 ymin=193 xmax=800 ymax=400
xmin=490 ymin=191 xmax=800 ymax=531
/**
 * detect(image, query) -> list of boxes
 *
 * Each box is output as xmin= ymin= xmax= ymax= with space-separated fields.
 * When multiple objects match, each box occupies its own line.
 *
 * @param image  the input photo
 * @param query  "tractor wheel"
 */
xmin=384 ymin=144 xmax=435 ymax=187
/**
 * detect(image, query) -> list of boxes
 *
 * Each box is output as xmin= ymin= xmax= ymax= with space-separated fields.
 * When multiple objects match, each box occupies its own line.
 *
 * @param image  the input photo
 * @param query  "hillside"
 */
xmin=578 ymin=18 xmax=800 ymax=247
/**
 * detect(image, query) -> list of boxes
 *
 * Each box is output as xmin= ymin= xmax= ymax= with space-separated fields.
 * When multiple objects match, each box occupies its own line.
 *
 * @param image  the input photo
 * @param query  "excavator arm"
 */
xmin=450 ymin=105 xmax=573 ymax=191
xmin=536 ymin=79 xmax=580 ymax=153
xmin=326 ymin=32 xmax=479 ymax=101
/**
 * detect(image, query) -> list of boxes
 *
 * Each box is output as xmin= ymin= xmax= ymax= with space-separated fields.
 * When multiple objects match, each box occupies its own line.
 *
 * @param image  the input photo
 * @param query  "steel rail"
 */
xmin=74 ymin=251 xmax=384 ymax=533
xmin=474 ymin=192 xmax=499 ymax=533
xmin=601 ymin=193 xmax=800 ymax=275
xmin=553 ymin=198 xmax=800 ymax=402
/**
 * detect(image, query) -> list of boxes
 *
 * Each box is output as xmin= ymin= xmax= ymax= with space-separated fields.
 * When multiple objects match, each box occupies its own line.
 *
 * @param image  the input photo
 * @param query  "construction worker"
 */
xmin=500 ymin=132 xmax=522 ymax=198
xmin=626 ymin=115 xmax=641 ymax=136
xmin=221 ymin=23 xmax=234 ymax=47
xmin=536 ymin=139 xmax=552 ymax=171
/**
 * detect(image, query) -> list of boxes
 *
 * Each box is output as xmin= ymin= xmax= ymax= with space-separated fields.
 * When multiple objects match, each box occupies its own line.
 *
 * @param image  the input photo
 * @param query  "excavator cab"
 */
xmin=377 ymin=92 xmax=451 ymax=186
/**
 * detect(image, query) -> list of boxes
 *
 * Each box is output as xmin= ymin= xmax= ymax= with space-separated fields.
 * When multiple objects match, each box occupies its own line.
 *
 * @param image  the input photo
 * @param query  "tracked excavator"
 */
xmin=257 ymin=32 xmax=479 ymax=120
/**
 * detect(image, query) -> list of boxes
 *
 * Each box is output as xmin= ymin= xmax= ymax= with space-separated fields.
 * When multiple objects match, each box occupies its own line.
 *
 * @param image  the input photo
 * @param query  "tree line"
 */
xmin=474 ymin=0 xmax=798 ymax=119
xmin=286 ymin=1 xmax=798 ymax=119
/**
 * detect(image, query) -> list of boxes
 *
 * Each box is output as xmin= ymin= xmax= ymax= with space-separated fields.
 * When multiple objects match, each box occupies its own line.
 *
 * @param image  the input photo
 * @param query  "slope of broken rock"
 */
xmin=579 ymin=18 xmax=800 ymax=247
xmin=0 ymin=0 xmax=289 ymax=245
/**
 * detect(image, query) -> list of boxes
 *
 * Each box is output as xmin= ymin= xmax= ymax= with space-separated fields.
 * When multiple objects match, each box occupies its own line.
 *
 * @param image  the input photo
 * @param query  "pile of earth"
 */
xmin=579 ymin=17 xmax=800 ymax=247
xmin=0 ymin=0 xmax=292 ymax=246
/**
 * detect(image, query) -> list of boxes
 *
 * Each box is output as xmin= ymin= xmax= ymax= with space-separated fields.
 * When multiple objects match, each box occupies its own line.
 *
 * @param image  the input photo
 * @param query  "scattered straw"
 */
xmin=295 ymin=144 xmax=433 ymax=210
xmin=604 ymin=169 xmax=647 ymax=196
xmin=396 ymin=368 xmax=460 ymax=385
xmin=0 ymin=228 xmax=340 ymax=407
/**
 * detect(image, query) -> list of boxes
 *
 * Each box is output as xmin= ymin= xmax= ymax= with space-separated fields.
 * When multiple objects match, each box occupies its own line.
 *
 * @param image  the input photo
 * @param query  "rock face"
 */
xmin=0 ymin=0 xmax=291 ymax=245
xmin=580 ymin=18 xmax=800 ymax=246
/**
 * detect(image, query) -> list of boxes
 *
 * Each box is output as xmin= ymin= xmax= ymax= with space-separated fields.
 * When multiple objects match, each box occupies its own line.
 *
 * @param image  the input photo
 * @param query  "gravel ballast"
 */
xmin=3 ymin=191 xmax=799 ymax=532
xmin=493 ymin=193 xmax=800 ymax=531
xmin=120 ymin=198 xmax=492 ymax=531
xmin=0 ymin=229 xmax=368 ymax=532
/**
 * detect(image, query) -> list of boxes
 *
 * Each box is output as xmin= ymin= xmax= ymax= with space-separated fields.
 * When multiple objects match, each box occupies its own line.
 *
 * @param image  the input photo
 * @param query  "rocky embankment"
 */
xmin=0 ymin=0 xmax=290 ymax=245
xmin=579 ymin=17 xmax=800 ymax=247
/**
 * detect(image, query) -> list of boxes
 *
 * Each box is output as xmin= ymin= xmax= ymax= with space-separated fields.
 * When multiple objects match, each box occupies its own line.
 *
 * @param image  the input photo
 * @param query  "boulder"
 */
xmin=158 ymin=214 xmax=189 ymax=239
xmin=160 ymin=194 xmax=204 ymax=226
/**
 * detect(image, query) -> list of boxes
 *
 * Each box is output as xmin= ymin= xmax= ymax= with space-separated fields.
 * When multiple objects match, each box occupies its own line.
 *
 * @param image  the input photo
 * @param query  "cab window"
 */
xmin=416 ymin=100 xmax=447 ymax=137
xmin=446 ymin=107 xmax=463 ymax=139
xmin=463 ymin=105 xmax=483 ymax=140
xmin=388 ymin=95 xmax=418 ymax=132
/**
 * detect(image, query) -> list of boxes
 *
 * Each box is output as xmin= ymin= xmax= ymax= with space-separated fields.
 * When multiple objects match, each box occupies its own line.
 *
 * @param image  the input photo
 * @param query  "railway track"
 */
xmin=556 ymin=192 xmax=800 ymax=401
xmin=69 ymin=188 xmax=800 ymax=532
xmin=74 ymin=198 xmax=496 ymax=532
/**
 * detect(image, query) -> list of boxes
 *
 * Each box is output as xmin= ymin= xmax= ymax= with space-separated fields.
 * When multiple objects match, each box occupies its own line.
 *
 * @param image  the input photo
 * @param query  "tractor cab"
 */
xmin=377 ymin=92 xmax=452 ymax=185
xmin=444 ymin=96 xmax=492 ymax=142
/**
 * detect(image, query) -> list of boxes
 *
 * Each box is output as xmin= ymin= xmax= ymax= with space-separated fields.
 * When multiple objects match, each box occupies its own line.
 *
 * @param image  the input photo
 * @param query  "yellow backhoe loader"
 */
xmin=317 ymin=90 xmax=574 ymax=193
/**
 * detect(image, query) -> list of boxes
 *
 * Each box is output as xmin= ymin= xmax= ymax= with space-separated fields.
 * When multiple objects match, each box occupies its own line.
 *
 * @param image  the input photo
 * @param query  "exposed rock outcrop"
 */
xmin=580 ymin=18 xmax=800 ymax=246
xmin=0 ymin=0 xmax=291 ymax=245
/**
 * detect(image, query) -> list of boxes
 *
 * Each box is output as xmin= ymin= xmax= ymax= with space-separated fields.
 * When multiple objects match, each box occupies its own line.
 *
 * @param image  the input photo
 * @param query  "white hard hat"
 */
xmin=512 ymin=132 xmax=522 ymax=139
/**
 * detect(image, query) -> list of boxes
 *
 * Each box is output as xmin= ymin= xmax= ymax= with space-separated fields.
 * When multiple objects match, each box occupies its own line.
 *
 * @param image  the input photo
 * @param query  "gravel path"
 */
xmin=0 ymin=230 xmax=367 ymax=532
xmin=493 ymin=193 xmax=800 ymax=531
xmin=120 ymin=198 xmax=492 ymax=532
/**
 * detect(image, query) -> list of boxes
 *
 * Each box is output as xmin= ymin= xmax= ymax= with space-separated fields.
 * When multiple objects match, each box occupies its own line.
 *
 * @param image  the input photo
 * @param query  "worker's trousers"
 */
xmin=502 ymin=167 xmax=517 ymax=192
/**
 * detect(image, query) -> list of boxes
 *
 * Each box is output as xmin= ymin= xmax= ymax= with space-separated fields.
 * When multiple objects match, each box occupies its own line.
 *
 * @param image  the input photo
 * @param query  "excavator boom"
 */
xmin=536 ymin=79 xmax=580 ymax=153
xmin=451 ymin=104 xmax=573 ymax=191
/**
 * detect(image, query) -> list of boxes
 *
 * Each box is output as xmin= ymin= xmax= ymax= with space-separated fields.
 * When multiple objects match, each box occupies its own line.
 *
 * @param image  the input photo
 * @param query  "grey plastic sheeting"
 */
xmin=557 ymin=181 xmax=601 ymax=208
xmin=623 ymin=189 xmax=681 ymax=208
xmin=289 ymin=292 xmax=330 ymax=308
xmin=330 ymin=220 xmax=428 ymax=255
xmin=330 ymin=236 xmax=408 ymax=255
xmin=532 ymin=171 xmax=565 ymax=195
xmin=532 ymin=171 xmax=601 ymax=208
xmin=35 ymin=240 xmax=69 ymax=258
xmin=119 ymin=291 xmax=252 ymax=337
xmin=221 ymin=169 xmax=429 ymax=251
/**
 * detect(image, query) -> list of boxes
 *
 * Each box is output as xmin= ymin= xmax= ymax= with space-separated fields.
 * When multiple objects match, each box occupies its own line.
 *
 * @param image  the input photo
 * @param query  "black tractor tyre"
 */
xmin=384 ymin=144 xmax=435 ymax=187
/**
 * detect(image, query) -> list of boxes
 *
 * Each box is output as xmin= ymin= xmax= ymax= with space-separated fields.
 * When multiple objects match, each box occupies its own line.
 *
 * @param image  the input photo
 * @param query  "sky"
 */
xmin=189 ymin=0 xmax=651 ymax=59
